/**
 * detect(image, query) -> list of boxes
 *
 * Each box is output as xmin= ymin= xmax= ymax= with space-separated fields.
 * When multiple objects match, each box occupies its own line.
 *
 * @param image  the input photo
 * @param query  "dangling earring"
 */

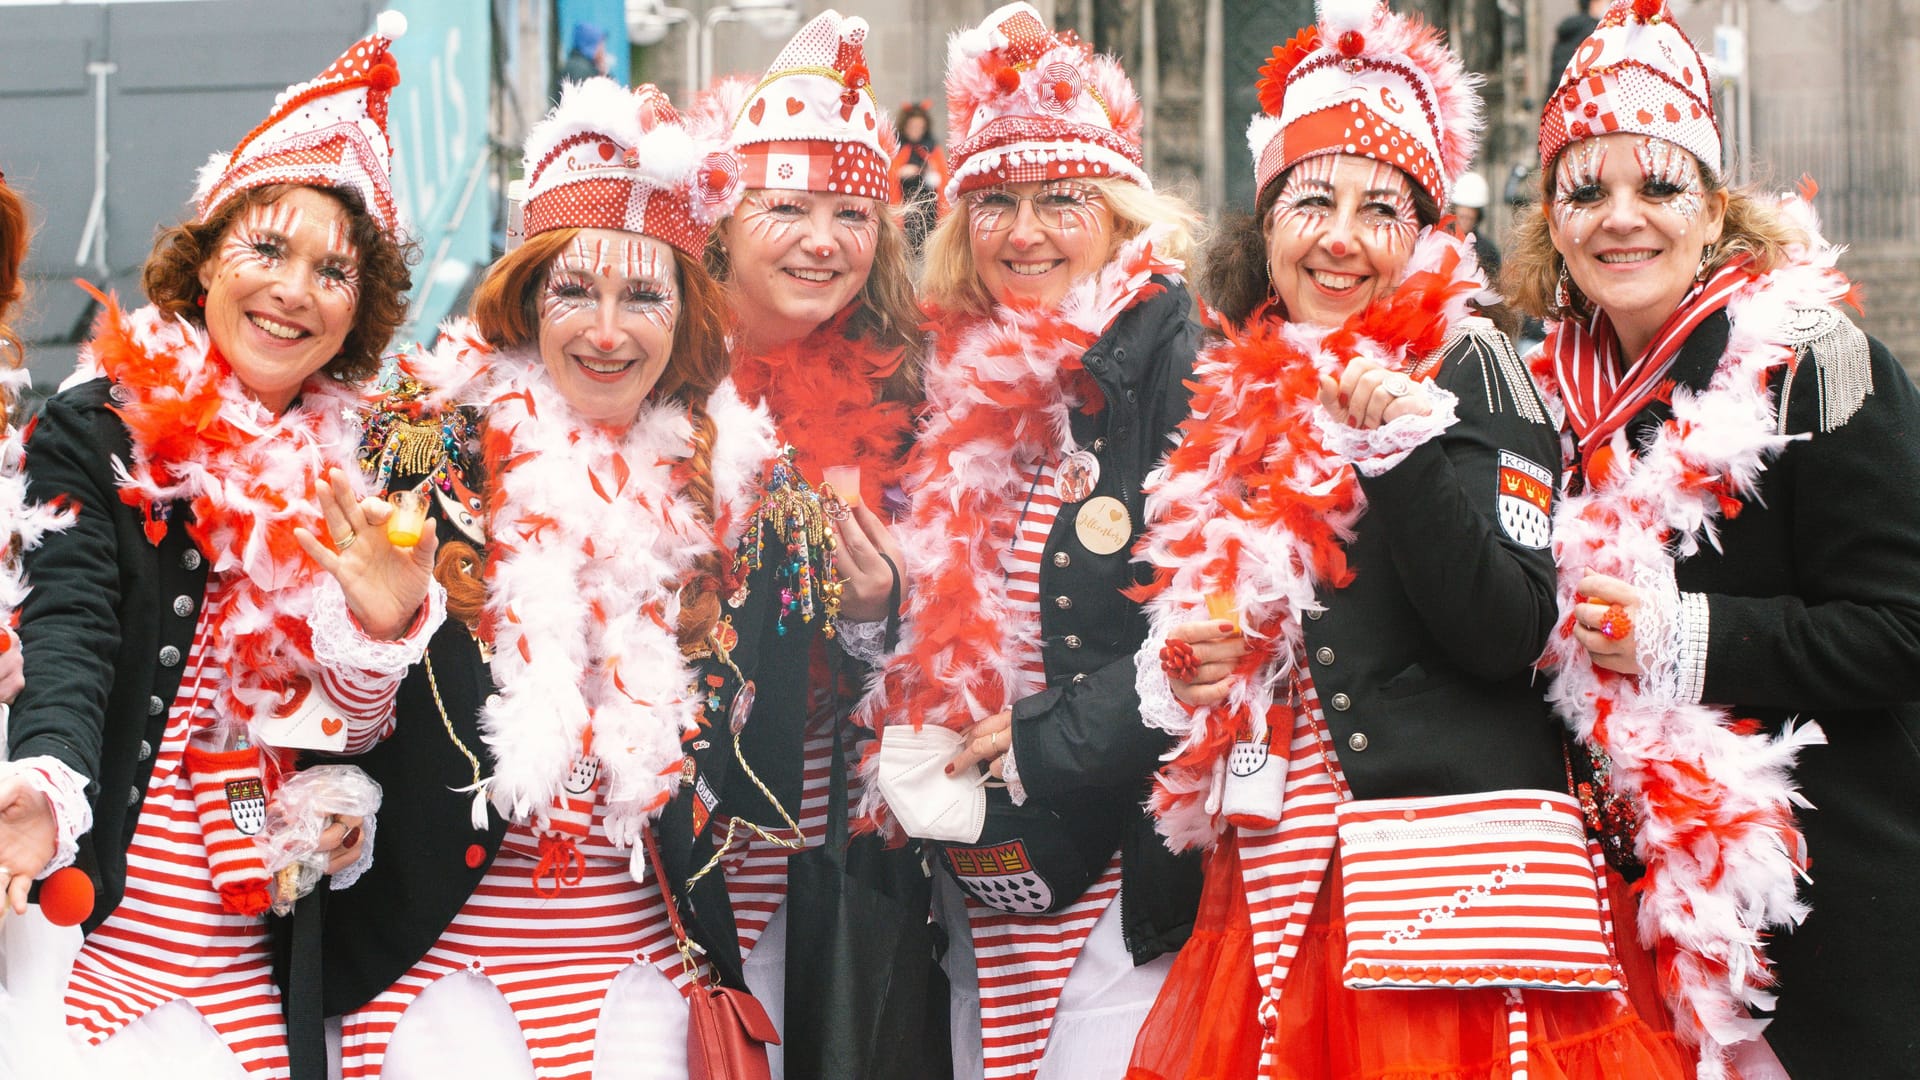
xmin=1694 ymin=242 xmax=1715 ymax=284
xmin=1266 ymin=260 xmax=1278 ymax=298
xmin=1554 ymin=263 xmax=1573 ymax=315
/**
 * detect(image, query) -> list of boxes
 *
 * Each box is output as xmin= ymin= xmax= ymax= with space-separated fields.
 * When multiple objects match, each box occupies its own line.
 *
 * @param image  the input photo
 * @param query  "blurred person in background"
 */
xmin=1446 ymin=170 xmax=1501 ymax=283
xmin=890 ymin=100 xmax=950 ymax=256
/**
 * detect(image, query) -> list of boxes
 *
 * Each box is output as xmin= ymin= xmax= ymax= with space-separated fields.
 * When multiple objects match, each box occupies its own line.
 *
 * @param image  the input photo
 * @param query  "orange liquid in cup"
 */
xmin=822 ymin=465 xmax=863 ymax=509
xmin=1205 ymin=590 xmax=1241 ymax=631
xmin=386 ymin=489 xmax=428 ymax=549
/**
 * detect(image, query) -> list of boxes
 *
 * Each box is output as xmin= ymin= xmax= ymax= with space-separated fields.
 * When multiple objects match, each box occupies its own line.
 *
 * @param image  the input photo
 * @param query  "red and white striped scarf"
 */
xmin=1548 ymin=262 xmax=1751 ymax=458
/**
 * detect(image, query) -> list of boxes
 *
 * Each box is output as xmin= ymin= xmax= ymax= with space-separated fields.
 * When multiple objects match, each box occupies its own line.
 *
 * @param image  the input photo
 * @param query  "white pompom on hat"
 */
xmin=942 ymin=2 xmax=1147 ymax=200
xmin=1246 ymin=0 xmax=1482 ymax=207
xmin=1538 ymin=0 xmax=1720 ymax=175
xmin=520 ymin=79 xmax=744 ymax=256
xmin=193 ymin=10 xmax=408 ymax=235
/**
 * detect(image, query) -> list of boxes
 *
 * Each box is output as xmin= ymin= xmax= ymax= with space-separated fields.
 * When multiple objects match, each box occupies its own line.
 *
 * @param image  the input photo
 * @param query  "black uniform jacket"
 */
xmin=320 ymin=475 xmax=816 ymax=1016
xmin=1612 ymin=310 xmax=1920 ymax=1079
xmin=10 ymin=378 xmax=213 ymax=933
xmin=1305 ymin=322 xmax=1566 ymax=799
xmin=1002 ymin=277 xmax=1206 ymax=965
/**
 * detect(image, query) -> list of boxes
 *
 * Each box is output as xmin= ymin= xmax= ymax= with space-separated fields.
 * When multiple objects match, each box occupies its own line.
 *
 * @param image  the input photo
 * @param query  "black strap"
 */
xmin=876 ymin=549 xmax=903 ymax=653
xmin=284 ymin=885 xmax=327 ymax=1080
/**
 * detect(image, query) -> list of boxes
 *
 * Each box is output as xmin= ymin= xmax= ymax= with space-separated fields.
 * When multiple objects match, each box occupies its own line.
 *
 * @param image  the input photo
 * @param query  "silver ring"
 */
xmin=334 ymin=531 xmax=358 ymax=552
xmin=1383 ymin=373 xmax=1413 ymax=399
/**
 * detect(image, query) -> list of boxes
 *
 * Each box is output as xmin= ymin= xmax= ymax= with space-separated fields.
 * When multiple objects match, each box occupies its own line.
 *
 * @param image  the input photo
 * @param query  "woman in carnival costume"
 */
xmin=856 ymin=4 xmax=1205 ymax=1077
xmin=693 ymin=12 xmax=943 ymax=1076
xmin=1507 ymin=2 xmax=1920 ymax=1076
xmin=0 ymin=168 xmax=47 ymax=707
xmin=320 ymin=78 xmax=841 ymax=1080
xmin=0 ymin=15 xmax=436 ymax=1080
xmin=1124 ymin=2 xmax=1692 ymax=1077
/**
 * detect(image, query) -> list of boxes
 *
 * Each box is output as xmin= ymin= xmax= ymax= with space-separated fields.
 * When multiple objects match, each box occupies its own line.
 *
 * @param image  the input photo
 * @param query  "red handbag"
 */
xmin=643 ymin=829 xmax=781 ymax=1080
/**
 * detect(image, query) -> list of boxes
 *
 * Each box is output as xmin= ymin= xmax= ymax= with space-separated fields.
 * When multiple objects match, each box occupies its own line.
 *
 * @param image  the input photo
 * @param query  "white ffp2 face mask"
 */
xmin=874 ymin=726 xmax=988 ymax=843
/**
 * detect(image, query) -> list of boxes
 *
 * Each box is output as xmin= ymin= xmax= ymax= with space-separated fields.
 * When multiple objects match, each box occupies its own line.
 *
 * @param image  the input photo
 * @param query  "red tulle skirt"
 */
xmin=1127 ymin=843 xmax=1694 ymax=1080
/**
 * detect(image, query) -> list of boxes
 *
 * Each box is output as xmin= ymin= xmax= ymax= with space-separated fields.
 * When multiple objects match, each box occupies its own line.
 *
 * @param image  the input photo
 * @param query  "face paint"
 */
xmin=1263 ymin=152 xmax=1422 ymax=328
xmin=1359 ymin=160 xmax=1419 ymax=251
xmin=1552 ymin=141 xmax=1609 ymax=235
xmin=318 ymin=217 xmax=362 ymax=306
xmin=1269 ymin=154 xmax=1341 ymax=238
xmin=1634 ymin=137 xmax=1705 ymax=220
xmin=739 ymin=192 xmax=807 ymax=248
xmin=541 ymin=235 xmax=678 ymax=332
xmin=220 ymin=201 xmax=307 ymax=275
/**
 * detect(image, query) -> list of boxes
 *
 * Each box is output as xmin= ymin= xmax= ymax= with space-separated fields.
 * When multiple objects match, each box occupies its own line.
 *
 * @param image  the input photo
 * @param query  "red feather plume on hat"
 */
xmin=1256 ymin=27 xmax=1321 ymax=117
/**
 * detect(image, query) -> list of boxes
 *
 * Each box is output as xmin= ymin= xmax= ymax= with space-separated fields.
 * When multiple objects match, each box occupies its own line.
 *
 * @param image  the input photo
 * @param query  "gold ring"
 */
xmin=334 ymin=531 xmax=358 ymax=552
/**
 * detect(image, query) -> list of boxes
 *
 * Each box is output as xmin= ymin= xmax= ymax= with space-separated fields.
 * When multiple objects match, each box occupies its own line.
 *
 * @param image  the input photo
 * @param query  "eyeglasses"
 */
xmin=964 ymin=183 xmax=1103 ymax=234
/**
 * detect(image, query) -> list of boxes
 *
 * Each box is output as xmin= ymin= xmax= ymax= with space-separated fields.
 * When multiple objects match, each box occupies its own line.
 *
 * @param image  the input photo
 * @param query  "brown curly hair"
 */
xmin=1501 ymin=151 xmax=1802 ymax=322
xmin=467 ymin=228 xmax=735 ymax=653
xmin=704 ymin=200 xmax=925 ymax=405
xmin=141 ymin=184 xmax=415 ymax=384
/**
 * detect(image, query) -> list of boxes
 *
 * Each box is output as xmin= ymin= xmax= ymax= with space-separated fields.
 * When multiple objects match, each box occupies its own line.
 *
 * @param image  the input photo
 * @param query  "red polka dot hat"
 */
xmin=1248 ymin=0 xmax=1481 ymax=207
xmin=194 ymin=10 xmax=407 ymax=235
xmin=1539 ymin=0 xmax=1719 ymax=176
xmin=707 ymin=10 xmax=900 ymax=204
xmin=942 ymin=1 xmax=1148 ymax=199
xmin=521 ymin=79 xmax=743 ymax=257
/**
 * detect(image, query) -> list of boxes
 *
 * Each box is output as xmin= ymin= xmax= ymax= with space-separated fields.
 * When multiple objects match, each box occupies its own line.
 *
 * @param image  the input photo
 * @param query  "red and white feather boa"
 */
xmin=407 ymin=320 xmax=777 ymax=847
xmin=729 ymin=308 xmax=913 ymax=511
xmin=1531 ymin=190 xmax=1846 ymax=1078
xmin=1134 ymin=227 xmax=1485 ymax=852
xmin=850 ymin=225 xmax=1183 ymax=829
xmin=73 ymin=298 xmax=363 ymax=733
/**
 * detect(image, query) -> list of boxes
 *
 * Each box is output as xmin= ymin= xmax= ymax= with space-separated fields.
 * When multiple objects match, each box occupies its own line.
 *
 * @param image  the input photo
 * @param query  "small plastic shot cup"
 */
xmin=385 ymin=488 xmax=429 ymax=549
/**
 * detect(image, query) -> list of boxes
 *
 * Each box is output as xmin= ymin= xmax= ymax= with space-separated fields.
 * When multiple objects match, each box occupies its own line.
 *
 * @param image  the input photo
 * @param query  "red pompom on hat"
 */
xmin=942 ymin=1 xmax=1148 ymax=199
xmin=1247 ymin=0 xmax=1481 ymax=208
xmin=520 ymin=79 xmax=742 ymax=256
xmin=193 ymin=9 xmax=408 ymax=236
xmin=1538 ymin=0 xmax=1720 ymax=175
xmin=697 ymin=10 xmax=898 ymax=205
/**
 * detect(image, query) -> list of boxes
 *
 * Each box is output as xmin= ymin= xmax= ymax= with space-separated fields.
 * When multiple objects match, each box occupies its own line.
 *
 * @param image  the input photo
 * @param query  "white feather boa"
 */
xmin=0 ymin=366 xmax=76 ymax=620
xmin=1134 ymin=226 xmax=1484 ymax=852
xmin=406 ymin=321 xmax=777 ymax=846
xmin=850 ymin=224 xmax=1184 ymax=830
xmin=1533 ymin=190 xmax=1847 ymax=1077
xmin=74 ymin=299 xmax=365 ymax=732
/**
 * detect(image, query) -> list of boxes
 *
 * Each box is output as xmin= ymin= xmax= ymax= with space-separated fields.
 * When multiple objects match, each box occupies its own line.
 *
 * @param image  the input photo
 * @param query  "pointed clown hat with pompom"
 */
xmin=711 ymin=9 xmax=899 ymax=203
xmin=1247 ymin=0 xmax=1481 ymax=207
xmin=942 ymin=1 xmax=1147 ymax=200
xmin=194 ymin=10 xmax=408 ymax=235
xmin=1539 ymin=0 xmax=1719 ymax=175
xmin=521 ymin=79 xmax=744 ymax=256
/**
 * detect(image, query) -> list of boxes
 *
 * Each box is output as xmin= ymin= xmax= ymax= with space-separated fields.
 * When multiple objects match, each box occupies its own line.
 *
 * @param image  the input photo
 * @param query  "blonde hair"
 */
xmin=919 ymin=177 xmax=1203 ymax=318
xmin=1503 ymin=153 xmax=1809 ymax=321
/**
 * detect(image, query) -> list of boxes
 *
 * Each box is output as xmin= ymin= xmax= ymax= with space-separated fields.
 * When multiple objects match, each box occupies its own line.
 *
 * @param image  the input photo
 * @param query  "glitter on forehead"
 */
xmin=1634 ymin=137 xmax=1705 ymax=221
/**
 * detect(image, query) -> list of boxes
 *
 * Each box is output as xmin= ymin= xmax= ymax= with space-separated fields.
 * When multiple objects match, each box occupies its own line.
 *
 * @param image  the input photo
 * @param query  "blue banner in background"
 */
xmin=386 ymin=0 xmax=493 ymax=349
xmin=555 ymin=0 xmax=632 ymax=88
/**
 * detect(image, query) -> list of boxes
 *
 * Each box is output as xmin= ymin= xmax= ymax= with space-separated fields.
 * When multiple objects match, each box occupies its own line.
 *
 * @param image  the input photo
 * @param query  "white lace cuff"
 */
xmin=1001 ymin=739 xmax=1027 ymax=807
xmin=1310 ymin=385 xmax=1461 ymax=477
xmin=310 ymin=576 xmax=448 ymax=678
xmin=1675 ymin=592 xmax=1711 ymax=705
xmin=2 ymin=756 xmax=92 ymax=876
xmin=1135 ymin=628 xmax=1194 ymax=737
xmin=835 ymin=616 xmax=893 ymax=665
xmin=329 ymin=809 xmax=376 ymax=889
xmin=1631 ymin=564 xmax=1688 ymax=702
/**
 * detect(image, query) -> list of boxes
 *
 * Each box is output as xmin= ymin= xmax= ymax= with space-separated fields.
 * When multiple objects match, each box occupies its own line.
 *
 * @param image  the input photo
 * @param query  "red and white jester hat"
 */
xmin=194 ymin=10 xmax=408 ymax=235
xmin=942 ymin=1 xmax=1147 ymax=199
xmin=718 ymin=9 xmax=899 ymax=203
xmin=1539 ymin=0 xmax=1720 ymax=175
xmin=1248 ymin=0 xmax=1481 ymax=207
xmin=521 ymin=79 xmax=744 ymax=256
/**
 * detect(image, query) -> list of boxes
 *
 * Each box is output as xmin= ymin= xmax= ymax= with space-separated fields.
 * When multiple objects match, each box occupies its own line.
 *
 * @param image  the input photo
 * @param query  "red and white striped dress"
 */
xmin=947 ymin=461 xmax=1160 ymax=1080
xmin=62 ymin=577 xmax=406 ymax=1080
xmin=336 ymin=793 xmax=703 ymax=1080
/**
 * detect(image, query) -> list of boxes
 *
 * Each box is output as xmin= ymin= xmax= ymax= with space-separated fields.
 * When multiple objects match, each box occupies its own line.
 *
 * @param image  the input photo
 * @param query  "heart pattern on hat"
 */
xmin=748 ymin=97 xmax=766 ymax=125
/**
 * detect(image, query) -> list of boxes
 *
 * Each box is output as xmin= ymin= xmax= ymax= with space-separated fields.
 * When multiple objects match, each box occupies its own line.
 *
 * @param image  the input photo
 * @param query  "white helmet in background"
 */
xmin=1451 ymin=170 xmax=1490 ymax=210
